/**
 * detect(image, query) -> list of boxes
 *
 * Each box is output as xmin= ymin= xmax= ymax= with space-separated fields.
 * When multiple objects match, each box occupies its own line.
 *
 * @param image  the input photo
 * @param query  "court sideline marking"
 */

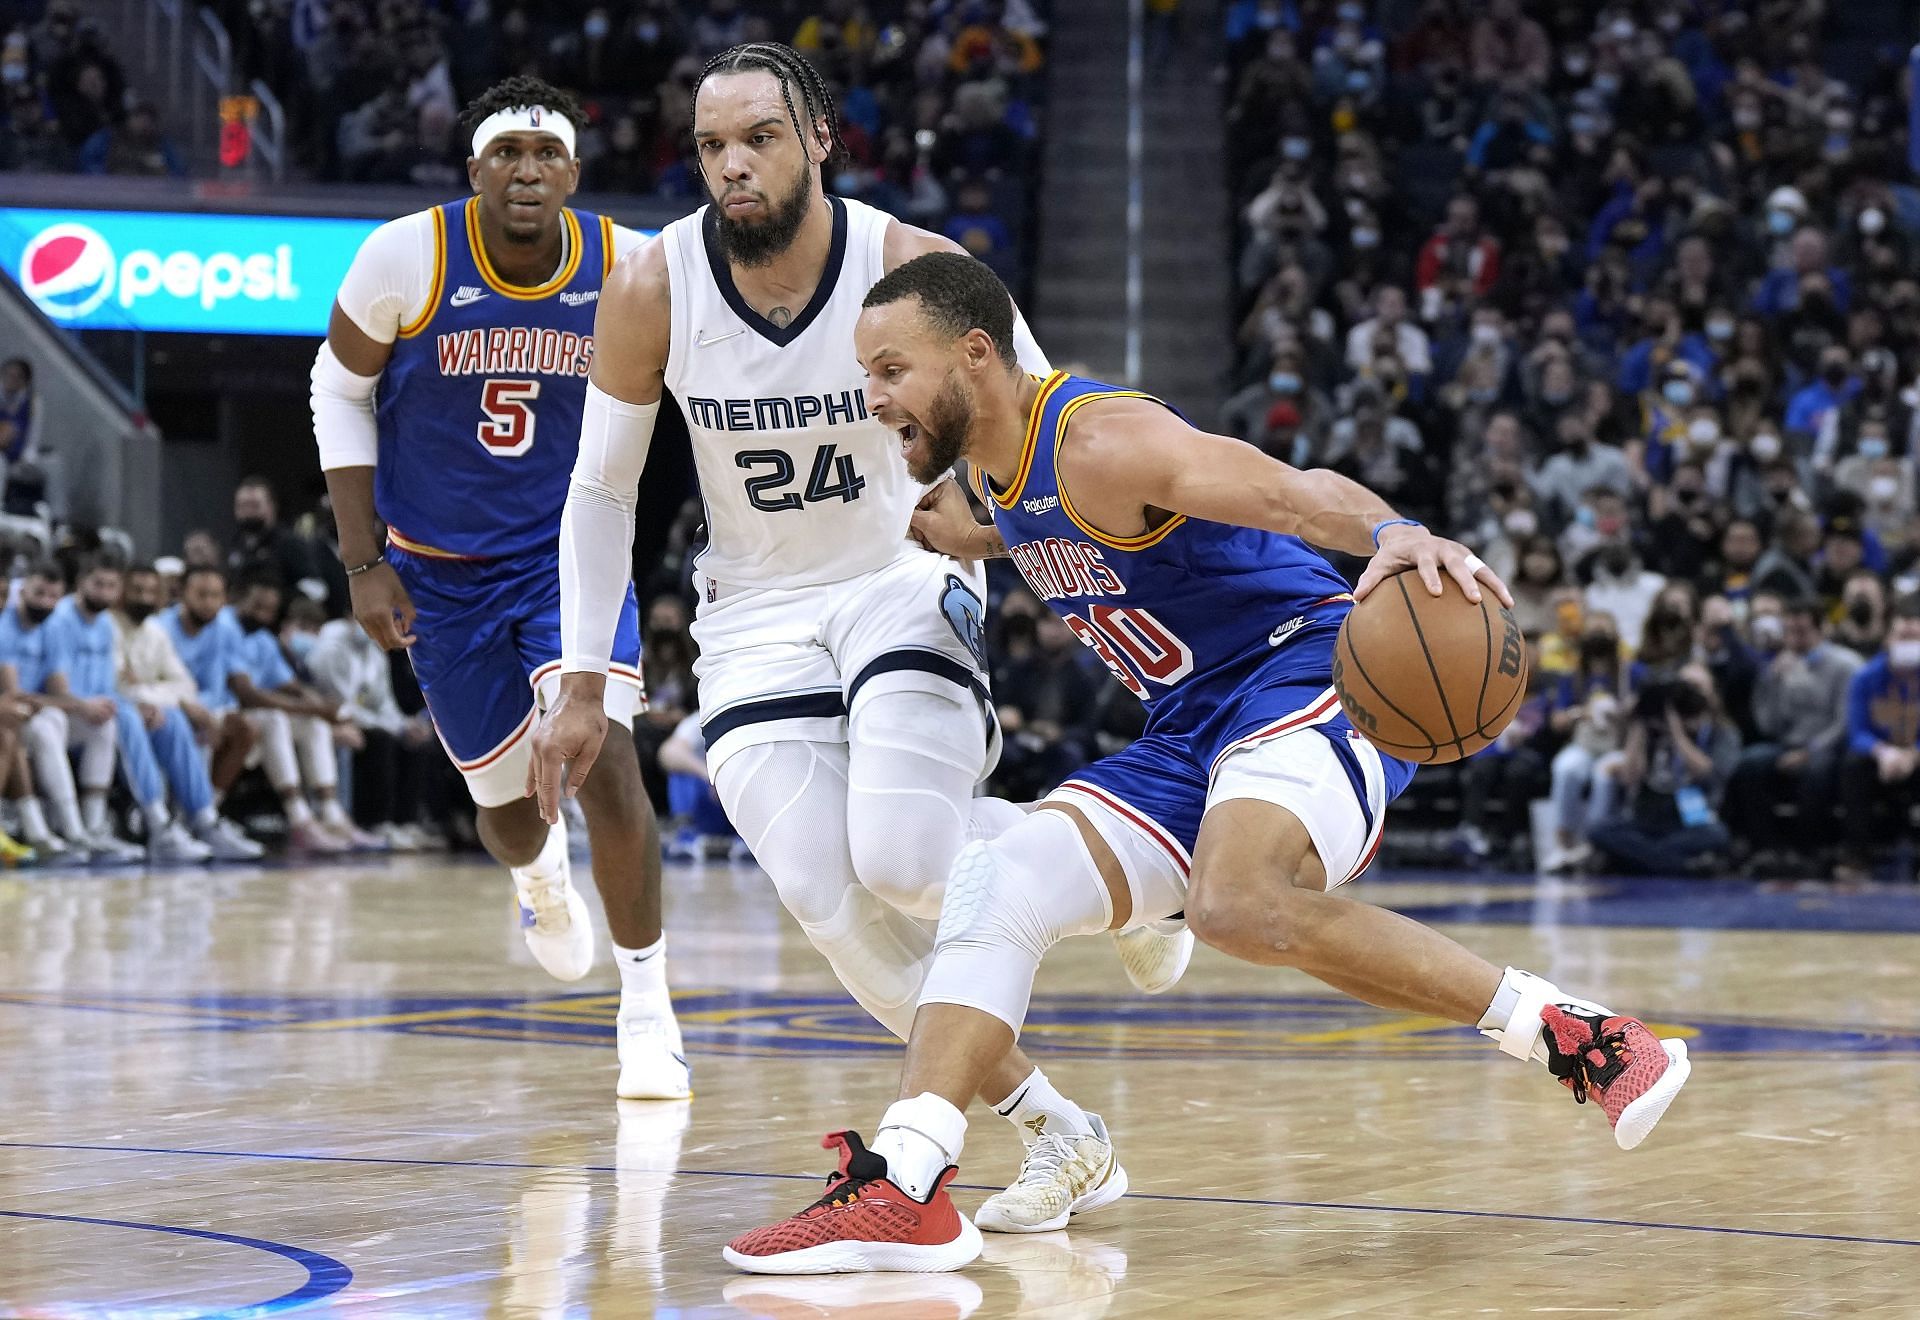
xmin=4 ymin=1139 xmax=1915 ymax=1251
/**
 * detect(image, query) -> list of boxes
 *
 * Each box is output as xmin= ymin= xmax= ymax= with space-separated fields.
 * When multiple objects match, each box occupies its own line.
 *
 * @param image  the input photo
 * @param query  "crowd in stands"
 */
xmin=1218 ymin=0 xmax=1920 ymax=882
xmin=0 ymin=1 xmax=186 ymax=176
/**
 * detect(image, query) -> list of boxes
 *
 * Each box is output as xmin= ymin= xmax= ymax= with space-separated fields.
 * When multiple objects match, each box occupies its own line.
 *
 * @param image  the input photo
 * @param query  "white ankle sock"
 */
xmin=192 ymin=805 xmax=219 ymax=830
xmin=1477 ymin=966 xmax=1611 ymax=1064
xmin=613 ymin=937 xmax=668 ymax=1010
xmin=284 ymin=796 xmax=315 ymax=827
xmin=82 ymin=794 xmax=108 ymax=835
xmin=319 ymin=799 xmax=352 ymax=829
xmin=515 ymin=824 xmax=566 ymax=877
xmin=993 ymin=1067 xmax=1096 ymax=1139
xmin=142 ymin=802 xmax=171 ymax=835
xmin=872 ymin=1093 xmax=967 ymax=1201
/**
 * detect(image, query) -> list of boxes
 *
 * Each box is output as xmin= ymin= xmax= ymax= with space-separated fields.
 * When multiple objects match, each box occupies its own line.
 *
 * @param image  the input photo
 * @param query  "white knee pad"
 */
xmin=715 ymin=740 xmax=938 ymax=1041
xmin=919 ymin=808 xmax=1114 ymax=1032
xmin=847 ymin=689 xmax=984 ymax=921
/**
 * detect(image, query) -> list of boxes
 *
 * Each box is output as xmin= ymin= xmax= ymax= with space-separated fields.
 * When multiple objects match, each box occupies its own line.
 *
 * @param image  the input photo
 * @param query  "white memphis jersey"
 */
xmin=662 ymin=195 xmax=915 ymax=590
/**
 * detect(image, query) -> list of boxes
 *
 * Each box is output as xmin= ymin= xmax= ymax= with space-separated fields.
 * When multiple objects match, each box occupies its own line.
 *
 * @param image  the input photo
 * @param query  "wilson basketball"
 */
xmin=1332 ymin=576 xmax=1528 ymax=765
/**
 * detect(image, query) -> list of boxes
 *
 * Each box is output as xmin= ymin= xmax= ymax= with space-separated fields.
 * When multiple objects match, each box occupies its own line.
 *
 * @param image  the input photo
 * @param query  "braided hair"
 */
xmin=694 ymin=42 xmax=845 ymax=169
xmin=458 ymin=76 xmax=587 ymax=140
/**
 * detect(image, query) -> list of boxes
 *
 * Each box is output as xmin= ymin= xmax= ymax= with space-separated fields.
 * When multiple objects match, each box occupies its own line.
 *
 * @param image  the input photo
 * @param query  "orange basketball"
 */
xmin=1332 ymin=574 xmax=1528 ymax=765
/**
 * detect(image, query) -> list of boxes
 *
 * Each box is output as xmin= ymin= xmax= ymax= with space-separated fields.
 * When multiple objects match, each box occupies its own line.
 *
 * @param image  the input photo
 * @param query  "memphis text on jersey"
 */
xmin=1009 ymin=536 xmax=1126 ymax=602
xmin=435 ymin=326 xmax=595 ymax=378
xmin=683 ymin=388 xmax=871 ymax=432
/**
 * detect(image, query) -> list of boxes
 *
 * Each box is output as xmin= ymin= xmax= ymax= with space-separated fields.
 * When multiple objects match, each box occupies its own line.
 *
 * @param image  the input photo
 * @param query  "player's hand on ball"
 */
xmin=529 ymin=686 xmax=609 ymax=825
xmin=910 ymin=478 xmax=985 ymax=559
xmin=1354 ymin=524 xmax=1514 ymax=608
xmin=350 ymin=562 xmax=419 ymax=650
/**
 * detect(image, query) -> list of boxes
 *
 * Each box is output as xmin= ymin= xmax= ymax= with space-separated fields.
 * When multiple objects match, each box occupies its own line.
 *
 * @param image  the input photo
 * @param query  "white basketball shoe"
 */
xmin=616 ymin=1009 xmax=692 ymax=1100
xmin=511 ymin=816 xmax=594 ymax=982
xmin=1113 ymin=919 xmax=1194 ymax=994
xmin=974 ymin=1113 xmax=1130 ymax=1233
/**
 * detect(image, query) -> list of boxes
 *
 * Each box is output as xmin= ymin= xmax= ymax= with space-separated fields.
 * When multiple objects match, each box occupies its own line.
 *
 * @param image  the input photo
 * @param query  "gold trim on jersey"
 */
xmin=600 ymin=215 xmax=616 ymax=279
xmin=990 ymin=370 xmax=1068 ymax=509
xmin=465 ymin=198 xmax=584 ymax=299
xmin=1053 ymin=390 xmax=1189 ymax=550
xmin=386 ymin=526 xmax=480 ymax=561
xmin=396 ymin=207 xmax=447 ymax=339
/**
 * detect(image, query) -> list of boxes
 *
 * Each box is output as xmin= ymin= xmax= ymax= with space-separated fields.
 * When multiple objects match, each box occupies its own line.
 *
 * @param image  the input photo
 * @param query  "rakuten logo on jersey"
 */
xmin=20 ymin=221 xmax=299 ymax=321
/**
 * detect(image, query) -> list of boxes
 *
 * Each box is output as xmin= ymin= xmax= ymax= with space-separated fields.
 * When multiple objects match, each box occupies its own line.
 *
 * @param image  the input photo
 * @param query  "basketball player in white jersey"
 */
xmin=532 ymin=42 xmax=1182 ymax=1228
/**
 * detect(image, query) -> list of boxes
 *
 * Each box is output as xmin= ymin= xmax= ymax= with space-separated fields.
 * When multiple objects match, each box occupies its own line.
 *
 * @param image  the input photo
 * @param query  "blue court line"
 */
xmin=0 ymin=1208 xmax=353 ymax=1318
xmin=6 ymin=1139 xmax=1916 ymax=1252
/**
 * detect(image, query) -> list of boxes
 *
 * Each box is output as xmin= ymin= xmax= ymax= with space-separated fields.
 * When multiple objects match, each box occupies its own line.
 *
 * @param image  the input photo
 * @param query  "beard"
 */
xmin=906 ymin=372 xmax=975 ymax=484
xmin=711 ymin=159 xmax=815 ymax=269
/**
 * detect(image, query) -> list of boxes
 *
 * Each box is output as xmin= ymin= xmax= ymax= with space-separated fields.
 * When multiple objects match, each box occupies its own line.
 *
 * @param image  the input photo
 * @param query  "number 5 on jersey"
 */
xmin=479 ymin=379 xmax=541 ymax=456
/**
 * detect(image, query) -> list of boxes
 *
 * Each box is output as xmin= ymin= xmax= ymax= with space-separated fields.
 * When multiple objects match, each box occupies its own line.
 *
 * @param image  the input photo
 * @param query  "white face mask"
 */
xmin=1891 ymin=639 xmax=1920 ymax=670
xmin=1869 ymin=474 xmax=1900 ymax=505
xmin=1749 ymin=432 xmax=1783 ymax=462
xmin=1687 ymin=417 xmax=1721 ymax=446
xmin=1504 ymin=508 xmax=1539 ymax=537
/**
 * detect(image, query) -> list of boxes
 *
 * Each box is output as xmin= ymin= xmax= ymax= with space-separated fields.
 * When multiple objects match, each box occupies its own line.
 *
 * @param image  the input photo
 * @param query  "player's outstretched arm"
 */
xmin=1064 ymin=398 xmax=1511 ymax=607
xmin=534 ymin=239 xmax=671 ymax=823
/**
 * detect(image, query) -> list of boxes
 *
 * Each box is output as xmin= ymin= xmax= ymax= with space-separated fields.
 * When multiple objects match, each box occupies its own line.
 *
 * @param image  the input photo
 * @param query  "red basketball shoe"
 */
xmin=724 ymin=1130 xmax=983 ymax=1274
xmin=1540 ymin=1005 xmax=1692 ymax=1150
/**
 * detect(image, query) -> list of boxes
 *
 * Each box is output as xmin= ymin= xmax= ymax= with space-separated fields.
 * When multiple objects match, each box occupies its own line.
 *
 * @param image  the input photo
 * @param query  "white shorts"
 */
xmin=690 ymin=545 xmax=999 ymax=776
xmin=1047 ymin=725 xmax=1391 ymax=928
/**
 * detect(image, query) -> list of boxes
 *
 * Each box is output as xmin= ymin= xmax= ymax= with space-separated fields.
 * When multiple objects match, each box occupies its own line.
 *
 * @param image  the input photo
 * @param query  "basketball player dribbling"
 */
xmin=532 ymin=43 xmax=1185 ymax=1228
xmin=725 ymin=254 xmax=1695 ymax=1274
xmin=310 ymin=77 xmax=686 ymax=1100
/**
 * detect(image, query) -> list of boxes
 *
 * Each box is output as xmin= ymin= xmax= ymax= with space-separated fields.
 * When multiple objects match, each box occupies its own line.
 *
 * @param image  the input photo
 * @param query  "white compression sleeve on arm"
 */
xmin=310 ymin=342 xmax=382 ymax=470
xmin=1011 ymin=304 xmax=1051 ymax=375
xmin=560 ymin=381 xmax=659 ymax=674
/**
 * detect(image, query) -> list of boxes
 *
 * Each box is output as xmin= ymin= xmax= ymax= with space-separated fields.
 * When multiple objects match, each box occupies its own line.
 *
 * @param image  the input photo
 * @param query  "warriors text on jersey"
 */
xmin=659 ymin=196 xmax=919 ymax=590
xmin=371 ymin=198 xmax=624 ymax=561
xmin=980 ymin=371 xmax=1360 ymax=732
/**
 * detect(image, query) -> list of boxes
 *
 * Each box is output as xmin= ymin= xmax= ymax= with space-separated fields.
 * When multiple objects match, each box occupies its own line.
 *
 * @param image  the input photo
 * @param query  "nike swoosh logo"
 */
xmin=450 ymin=291 xmax=489 ymax=307
xmin=697 ymin=329 xmax=746 ymax=347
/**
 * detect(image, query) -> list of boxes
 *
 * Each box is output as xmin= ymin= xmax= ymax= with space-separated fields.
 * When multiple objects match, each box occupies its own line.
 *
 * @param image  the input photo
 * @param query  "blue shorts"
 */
xmin=1052 ymin=652 xmax=1417 ymax=886
xmin=391 ymin=544 xmax=643 ymax=804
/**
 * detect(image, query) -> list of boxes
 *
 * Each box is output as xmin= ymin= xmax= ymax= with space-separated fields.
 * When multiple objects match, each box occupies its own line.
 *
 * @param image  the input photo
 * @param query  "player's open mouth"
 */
xmin=897 ymin=422 xmax=921 ymax=446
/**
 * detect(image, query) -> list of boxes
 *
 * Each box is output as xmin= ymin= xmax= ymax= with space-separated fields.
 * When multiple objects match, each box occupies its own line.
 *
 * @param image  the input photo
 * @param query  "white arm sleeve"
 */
xmin=333 ymin=211 xmax=438 ymax=344
xmin=310 ymin=342 xmax=381 ymax=470
xmin=1012 ymin=303 xmax=1050 ymax=375
xmin=560 ymin=382 xmax=660 ymax=675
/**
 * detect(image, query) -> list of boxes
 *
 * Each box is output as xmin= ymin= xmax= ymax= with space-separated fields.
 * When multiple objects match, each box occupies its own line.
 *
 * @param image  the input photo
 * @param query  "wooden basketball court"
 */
xmin=3 ymin=854 xmax=1916 ymax=1317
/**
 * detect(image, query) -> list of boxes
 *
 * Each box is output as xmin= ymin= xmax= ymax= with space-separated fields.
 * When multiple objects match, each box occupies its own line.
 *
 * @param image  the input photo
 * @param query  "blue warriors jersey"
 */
xmin=375 ymin=198 xmax=617 ymax=560
xmin=980 ymin=372 xmax=1358 ymax=732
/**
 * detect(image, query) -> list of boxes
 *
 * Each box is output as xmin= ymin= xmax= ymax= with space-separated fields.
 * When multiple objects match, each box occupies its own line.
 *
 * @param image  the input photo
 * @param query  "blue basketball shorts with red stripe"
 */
xmin=1046 ymin=649 xmax=1417 ymax=905
xmin=388 ymin=542 xmax=644 ymax=807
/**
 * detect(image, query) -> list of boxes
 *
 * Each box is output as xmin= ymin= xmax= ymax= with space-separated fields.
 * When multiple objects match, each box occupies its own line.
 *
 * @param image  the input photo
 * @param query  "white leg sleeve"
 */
xmin=248 ymin=710 xmax=299 ymax=791
xmin=70 ymin=717 xmax=117 ymax=790
xmin=846 ymin=689 xmax=986 ymax=921
xmin=714 ymin=740 xmax=936 ymax=1040
xmin=292 ymin=715 xmax=338 ymax=790
xmin=919 ymin=807 xmax=1115 ymax=1033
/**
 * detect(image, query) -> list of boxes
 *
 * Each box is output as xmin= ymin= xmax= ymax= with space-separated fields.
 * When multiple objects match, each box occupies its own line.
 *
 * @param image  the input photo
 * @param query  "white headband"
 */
xmin=471 ymin=105 xmax=577 ymax=160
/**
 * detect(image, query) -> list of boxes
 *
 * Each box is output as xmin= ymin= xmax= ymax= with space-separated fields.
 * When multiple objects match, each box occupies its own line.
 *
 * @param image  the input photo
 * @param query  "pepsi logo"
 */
xmin=20 ymin=222 xmax=114 ymax=320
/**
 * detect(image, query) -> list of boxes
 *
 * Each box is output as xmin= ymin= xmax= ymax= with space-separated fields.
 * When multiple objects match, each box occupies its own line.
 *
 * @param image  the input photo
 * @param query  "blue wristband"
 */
xmin=1371 ymin=518 xmax=1423 ymax=548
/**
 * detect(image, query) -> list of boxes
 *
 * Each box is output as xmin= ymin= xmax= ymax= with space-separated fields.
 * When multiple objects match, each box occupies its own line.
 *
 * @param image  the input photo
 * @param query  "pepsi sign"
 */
xmin=1 ymin=207 xmax=380 ymax=335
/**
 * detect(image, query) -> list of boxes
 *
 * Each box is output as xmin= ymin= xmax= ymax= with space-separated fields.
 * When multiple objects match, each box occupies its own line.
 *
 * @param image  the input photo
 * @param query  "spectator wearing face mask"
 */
xmin=1541 ymin=611 xmax=1638 ymax=872
xmin=1532 ymin=414 xmax=1633 ymax=529
xmin=1221 ymin=346 xmax=1329 ymax=462
xmin=1697 ymin=593 xmax=1761 ymax=744
xmin=1642 ymin=461 xmax=1718 ymax=584
xmin=1344 ymin=284 xmax=1432 ymax=378
xmin=1504 ymin=535 xmax=1565 ymax=639
xmin=1583 ymin=538 xmax=1666 ymax=654
xmin=1630 ymin=358 xmax=1704 ymax=490
xmin=1588 ymin=666 xmax=1741 ymax=876
xmin=1832 ymin=571 xmax=1888 ymax=659
xmin=1784 ymin=347 xmax=1859 ymax=441
xmin=1830 ymin=422 xmax=1915 ymax=559
xmin=1833 ymin=595 xmax=1920 ymax=883
xmin=1722 ymin=599 xmax=1860 ymax=870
